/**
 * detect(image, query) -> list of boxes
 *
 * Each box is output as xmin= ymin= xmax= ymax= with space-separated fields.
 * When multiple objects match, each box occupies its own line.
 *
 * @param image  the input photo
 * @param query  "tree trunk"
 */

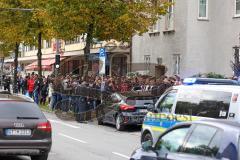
xmin=13 ymin=43 xmax=19 ymax=93
xmin=129 ymin=37 xmax=133 ymax=73
xmin=37 ymin=32 xmax=42 ymax=77
xmin=83 ymin=23 xmax=94 ymax=78
xmin=1 ymin=57 xmax=4 ymax=89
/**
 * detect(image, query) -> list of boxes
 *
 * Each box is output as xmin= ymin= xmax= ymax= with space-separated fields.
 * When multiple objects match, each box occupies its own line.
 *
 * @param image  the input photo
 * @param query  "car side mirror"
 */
xmin=147 ymin=104 xmax=158 ymax=113
xmin=142 ymin=141 xmax=153 ymax=151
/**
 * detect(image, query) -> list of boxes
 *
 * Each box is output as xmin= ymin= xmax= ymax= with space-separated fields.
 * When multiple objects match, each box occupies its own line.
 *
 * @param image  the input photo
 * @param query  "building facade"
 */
xmin=4 ymin=36 xmax=130 ymax=77
xmin=132 ymin=0 xmax=240 ymax=78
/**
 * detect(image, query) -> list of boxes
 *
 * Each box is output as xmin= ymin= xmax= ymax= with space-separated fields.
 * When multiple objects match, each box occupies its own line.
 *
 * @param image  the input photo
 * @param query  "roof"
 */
xmin=183 ymin=78 xmax=239 ymax=85
xmin=173 ymin=84 xmax=240 ymax=93
xmin=177 ymin=119 xmax=240 ymax=131
xmin=0 ymin=94 xmax=34 ymax=103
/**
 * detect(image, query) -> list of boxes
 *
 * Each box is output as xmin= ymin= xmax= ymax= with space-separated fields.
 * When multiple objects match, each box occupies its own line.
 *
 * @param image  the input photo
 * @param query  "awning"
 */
xmin=25 ymin=58 xmax=65 ymax=71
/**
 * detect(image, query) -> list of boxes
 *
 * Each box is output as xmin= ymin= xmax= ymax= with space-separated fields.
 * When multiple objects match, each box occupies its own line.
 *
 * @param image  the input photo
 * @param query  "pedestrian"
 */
xmin=3 ymin=76 xmax=10 ymax=92
xmin=40 ymin=78 xmax=48 ymax=105
xmin=27 ymin=74 xmax=35 ymax=98
xmin=22 ymin=76 xmax=29 ymax=95
xmin=17 ymin=75 xmax=23 ymax=93
xmin=33 ymin=74 xmax=41 ymax=104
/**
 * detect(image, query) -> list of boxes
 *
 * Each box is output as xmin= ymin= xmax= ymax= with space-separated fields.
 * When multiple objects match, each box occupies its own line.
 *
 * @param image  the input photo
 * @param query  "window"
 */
xmin=126 ymin=97 xmax=154 ymax=106
xmin=144 ymin=55 xmax=151 ymax=74
xmin=198 ymin=0 xmax=208 ymax=19
xmin=46 ymin=40 xmax=51 ymax=48
xmin=183 ymin=125 xmax=221 ymax=157
xmin=157 ymin=91 xmax=177 ymax=113
xmin=175 ymin=89 xmax=231 ymax=119
xmin=155 ymin=126 xmax=190 ymax=156
xmin=0 ymin=102 xmax=45 ymax=119
xmin=236 ymin=0 xmax=240 ymax=16
xmin=173 ymin=54 xmax=180 ymax=75
xmin=65 ymin=36 xmax=81 ymax=45
xmin=29 ymin=45 xmax=35 ymax=51
xmin=149 ymin=20 xmax=159 ymax=33
xmin=165 ymin=0 xmax=174 ymax=30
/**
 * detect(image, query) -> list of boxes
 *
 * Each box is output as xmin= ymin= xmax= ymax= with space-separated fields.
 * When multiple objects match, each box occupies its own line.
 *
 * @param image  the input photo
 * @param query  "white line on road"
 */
xmin=59 ymin=133 xmax=87 ymax=144
xmin=49 ymin=119 xmax=79 ymax=129
xmin=112 ymin=152 xmax=130 ymax=159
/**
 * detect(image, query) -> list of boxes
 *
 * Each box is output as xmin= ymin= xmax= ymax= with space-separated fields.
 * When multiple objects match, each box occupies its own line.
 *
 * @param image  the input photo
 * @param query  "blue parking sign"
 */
xmin=99 ymin=48 xmax=106 ymax=57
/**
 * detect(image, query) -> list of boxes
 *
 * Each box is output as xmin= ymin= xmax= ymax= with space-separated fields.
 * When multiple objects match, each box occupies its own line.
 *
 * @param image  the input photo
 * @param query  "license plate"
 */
xmin=5 ymin=129 xmax=32 ymax=136
xmin=138 ymin=109 xmax=148 ymax=113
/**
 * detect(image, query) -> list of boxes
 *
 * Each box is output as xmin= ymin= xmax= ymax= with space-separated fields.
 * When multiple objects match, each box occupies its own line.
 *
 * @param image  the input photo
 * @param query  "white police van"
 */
xmin=141 ymin=83 xmax=240 ymax=145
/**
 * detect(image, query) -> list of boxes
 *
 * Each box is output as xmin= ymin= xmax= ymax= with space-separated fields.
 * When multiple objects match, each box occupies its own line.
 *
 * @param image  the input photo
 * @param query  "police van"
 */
xmin=141 ymin=84 xmax=240 ymax=145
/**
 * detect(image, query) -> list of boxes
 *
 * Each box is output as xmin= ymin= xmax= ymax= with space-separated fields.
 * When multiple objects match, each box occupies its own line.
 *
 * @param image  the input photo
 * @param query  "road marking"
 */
xmin=59 ymin=133 xmax=87 ymax=144
xmin=112 ymin=152 xmax=130 ymax=159
xmin=49 ymin=119 xmax=79 ymax=129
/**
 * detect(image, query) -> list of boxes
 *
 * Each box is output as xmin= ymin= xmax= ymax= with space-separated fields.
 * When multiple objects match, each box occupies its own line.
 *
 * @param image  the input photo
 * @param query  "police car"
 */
xmin=183 ymin=77 xmax=239 ymax=85
xmin=141 ymin=83 xmax=240 ymax=145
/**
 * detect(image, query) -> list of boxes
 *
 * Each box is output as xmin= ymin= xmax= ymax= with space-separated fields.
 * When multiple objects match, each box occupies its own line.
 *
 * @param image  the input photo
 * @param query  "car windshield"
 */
xmin=0 ymin=101 xmax=45 ymax=119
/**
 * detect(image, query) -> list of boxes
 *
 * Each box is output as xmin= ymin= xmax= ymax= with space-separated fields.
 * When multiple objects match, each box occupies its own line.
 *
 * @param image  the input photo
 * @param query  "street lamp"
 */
xmin=0 ymin=8 xmax=34 ymax=12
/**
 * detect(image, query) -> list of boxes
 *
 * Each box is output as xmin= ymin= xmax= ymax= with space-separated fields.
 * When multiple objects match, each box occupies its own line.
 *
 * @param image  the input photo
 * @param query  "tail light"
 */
xmin=120 ymin=104 xmax=136 ymax=112
xmin=37 ymin=121 xmax=52 ymax=133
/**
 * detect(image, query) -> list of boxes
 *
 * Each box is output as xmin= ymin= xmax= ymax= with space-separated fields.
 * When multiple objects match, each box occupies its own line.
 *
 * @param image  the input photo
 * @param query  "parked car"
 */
xmin=0 ymin=93 xmax=52 ymax=160
xmin=97 ymin=93 xmax=157 ymax=131
xmin=131 ymin=120 xmax=240 ymax=160
xmin=141 ymin=84 xmax=240 ymax=145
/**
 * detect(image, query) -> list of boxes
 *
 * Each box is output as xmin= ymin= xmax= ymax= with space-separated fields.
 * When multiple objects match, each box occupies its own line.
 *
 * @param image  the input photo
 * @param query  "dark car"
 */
xmin=97 ymin=93 xmax=156 ymax=131
xmin=131 ymin=120 xmax=240 ymax=160
xmin=0 ymin=94 xmax=52 ymax=160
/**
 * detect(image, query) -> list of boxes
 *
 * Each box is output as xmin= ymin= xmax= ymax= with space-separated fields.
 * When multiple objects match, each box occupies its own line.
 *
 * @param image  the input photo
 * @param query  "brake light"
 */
xmin=37 ymin=121 xmax=52 ymax=132
xmin=120 ymin=104 xmax=136 ymax=111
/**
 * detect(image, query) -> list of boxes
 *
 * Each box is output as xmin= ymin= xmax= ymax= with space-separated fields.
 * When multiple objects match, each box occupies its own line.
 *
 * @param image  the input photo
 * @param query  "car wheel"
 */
xmin=31 ymin=153 xmax=48 ymax=160
xmin=116 ymin=114 xmax=124 ymax=131
xmin=141 ymin=132 xmax=153 ymax=143
xmin=97 ymin=118 xmax=104 ymax=125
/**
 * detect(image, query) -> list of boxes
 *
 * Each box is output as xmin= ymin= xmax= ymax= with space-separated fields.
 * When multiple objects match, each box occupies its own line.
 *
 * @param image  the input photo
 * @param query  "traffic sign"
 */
xmin=99 ymin=48 xmax=106 ymax=57
xmin=99 ymin=48 xmax=106 ymax=75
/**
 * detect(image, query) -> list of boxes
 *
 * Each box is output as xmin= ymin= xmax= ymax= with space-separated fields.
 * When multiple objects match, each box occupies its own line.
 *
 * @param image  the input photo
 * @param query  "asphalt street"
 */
xmin=1 ymin=112 xmax=141 ymax=160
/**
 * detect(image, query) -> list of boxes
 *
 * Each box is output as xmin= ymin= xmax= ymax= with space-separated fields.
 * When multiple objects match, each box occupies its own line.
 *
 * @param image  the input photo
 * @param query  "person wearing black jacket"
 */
xmin=40 ymin=79 xmax=48 ymax=105
xmin=22 ymin=76 xmax=29 ymax=95
xmin=3 ymin=76 xmax=10 ymax=92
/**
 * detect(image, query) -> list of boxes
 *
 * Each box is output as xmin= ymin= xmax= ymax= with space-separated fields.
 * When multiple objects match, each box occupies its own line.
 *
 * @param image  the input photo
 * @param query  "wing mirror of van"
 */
xmin=147 ymin=104 xmax=158 ymax=113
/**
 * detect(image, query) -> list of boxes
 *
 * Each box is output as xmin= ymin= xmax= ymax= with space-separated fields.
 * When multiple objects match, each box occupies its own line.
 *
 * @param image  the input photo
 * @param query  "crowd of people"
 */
xmin=2 ymin=72 xmax=182 ymax=111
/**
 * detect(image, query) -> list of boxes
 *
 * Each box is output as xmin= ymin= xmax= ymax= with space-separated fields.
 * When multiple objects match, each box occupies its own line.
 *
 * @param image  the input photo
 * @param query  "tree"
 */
xmin=0 ymin=0 xmax=36 ymax=93
xmin=19 ymin=0 xmax=54 ymax=77
xmin=231 ymin=46 xmax=240 ymax=77
xmin=45 ymin=0 xmax=171 ymax=76
xmin=0 ymin=42 xmax=14 ymax=84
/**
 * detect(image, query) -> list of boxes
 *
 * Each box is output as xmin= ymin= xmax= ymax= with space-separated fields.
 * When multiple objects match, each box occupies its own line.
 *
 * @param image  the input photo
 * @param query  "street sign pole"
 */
xmin=55 ymin=39 xmax=60 ymax=77
xmin=99 ymin=48 xmax=106 ymax=103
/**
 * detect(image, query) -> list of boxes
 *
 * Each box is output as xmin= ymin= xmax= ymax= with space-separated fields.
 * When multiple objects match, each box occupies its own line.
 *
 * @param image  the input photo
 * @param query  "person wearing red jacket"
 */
xmin=27 ymin=74 xmax=35 ymax=98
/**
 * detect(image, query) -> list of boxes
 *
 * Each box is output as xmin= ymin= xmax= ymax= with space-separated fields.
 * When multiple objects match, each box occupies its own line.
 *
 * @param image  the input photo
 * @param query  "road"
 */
xmin=3 ymin=112 xmax=141 ymax=160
